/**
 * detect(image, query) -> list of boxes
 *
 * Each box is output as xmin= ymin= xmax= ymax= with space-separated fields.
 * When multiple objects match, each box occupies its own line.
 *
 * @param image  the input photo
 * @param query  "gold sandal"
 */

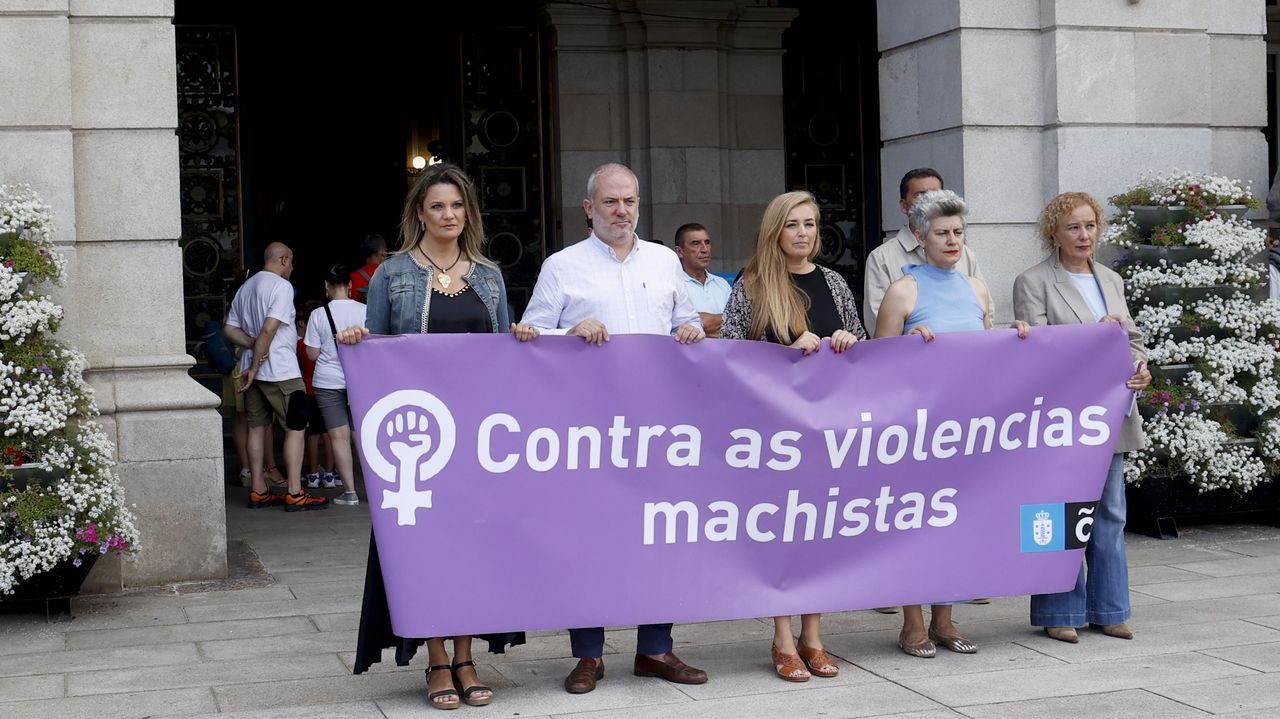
xmin=929 ymin=628 xmax=978 ymax=654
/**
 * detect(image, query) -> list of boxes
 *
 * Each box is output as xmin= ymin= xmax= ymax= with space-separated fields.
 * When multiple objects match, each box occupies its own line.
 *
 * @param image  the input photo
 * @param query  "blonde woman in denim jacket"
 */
xmin=341 ymin=163 xmax=537 ymax=709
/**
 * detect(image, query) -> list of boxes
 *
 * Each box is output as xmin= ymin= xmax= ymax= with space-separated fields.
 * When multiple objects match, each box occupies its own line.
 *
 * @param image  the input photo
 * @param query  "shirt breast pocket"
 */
xmin=645 ymin=279 xmax=676 ymax=323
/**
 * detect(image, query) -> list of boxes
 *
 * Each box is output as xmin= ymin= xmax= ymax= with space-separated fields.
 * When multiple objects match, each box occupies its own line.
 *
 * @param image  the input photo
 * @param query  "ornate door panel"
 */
xmin=782 ymin=3 xmax=880 ymax=302
xmin=176 ymin=26 xmax=242 ymax=357
xmin=460 ymin=27 xmax=547 ymax=320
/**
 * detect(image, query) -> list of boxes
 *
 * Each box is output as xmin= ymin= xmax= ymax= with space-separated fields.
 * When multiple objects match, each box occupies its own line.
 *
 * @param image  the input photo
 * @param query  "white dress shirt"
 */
xmin=522 ymin=234 xmax=700 ymax=335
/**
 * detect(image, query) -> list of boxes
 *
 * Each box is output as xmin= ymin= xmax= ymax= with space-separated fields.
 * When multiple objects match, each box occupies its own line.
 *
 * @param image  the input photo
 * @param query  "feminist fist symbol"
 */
xmin=360 ymin=390 xmax=456 ymax=526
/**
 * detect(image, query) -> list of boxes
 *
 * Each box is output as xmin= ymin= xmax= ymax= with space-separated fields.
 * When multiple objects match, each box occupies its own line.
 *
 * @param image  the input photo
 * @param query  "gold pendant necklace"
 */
xmin=420 ymin=245 xmax=462 ymax=290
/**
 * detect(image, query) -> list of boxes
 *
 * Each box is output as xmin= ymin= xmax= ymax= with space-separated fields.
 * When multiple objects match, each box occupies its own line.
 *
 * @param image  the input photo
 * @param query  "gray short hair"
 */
xmin=908 ymin=189 xmax=967 ymax=235
xmin=586 ymin=162 xmax=639 ymax=199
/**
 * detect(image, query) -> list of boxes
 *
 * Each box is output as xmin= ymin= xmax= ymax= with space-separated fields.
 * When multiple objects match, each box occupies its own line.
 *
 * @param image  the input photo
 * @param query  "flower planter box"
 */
xmin=1168 ymin=325 xmax=1231 ymax=343
xmin=1216 ymin=205 xmax=1250 ymax=222
xmin=1126 ymin=474 xmax=1278 ymax=539
xmin=1 ymin=553 xmax=99 ymax=604
xmin=1151 ymin=363 xmax=1195 ymax=384
xmin=1126 ymin=244 xmax=1215 ymax=267
xmin=1138 ymin=284 xmax=1260 ymax=308
xmin=1130 ymin=205 xmax=1192 ymax=235
xmin=1 ymin=462 xmax=60 ymax=491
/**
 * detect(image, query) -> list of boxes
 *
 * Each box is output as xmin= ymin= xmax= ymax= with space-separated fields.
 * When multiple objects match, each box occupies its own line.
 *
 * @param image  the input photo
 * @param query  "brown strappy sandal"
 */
xmin=797 ymin=644 xmax=840 ymax=677
xmin=771 ymin=644 xmax=811 ymax=682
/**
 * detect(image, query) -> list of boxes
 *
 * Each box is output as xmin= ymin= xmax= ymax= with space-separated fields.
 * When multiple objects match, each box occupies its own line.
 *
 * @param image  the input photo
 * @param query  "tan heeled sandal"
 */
xmin=797 ymin=644 xmax=839 ymax=677
xmin=771 ymin=644 xmax=811 ymax=682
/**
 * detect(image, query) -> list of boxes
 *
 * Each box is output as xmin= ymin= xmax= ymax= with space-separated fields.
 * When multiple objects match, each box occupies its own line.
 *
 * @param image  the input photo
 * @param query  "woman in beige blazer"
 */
xmin=1012 ymin=192 xmax=1151 ymax=644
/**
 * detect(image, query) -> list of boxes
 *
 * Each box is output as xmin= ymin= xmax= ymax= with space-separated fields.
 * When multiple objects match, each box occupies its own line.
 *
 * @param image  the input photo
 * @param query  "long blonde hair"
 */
xmin=743 ymin=191 xmax=821 ymax=343
xmin=397 ymin=163 xmax=496 ymax=269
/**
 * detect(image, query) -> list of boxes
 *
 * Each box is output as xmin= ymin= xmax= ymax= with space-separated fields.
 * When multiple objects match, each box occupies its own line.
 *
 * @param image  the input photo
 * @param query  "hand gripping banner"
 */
xmin=340 ymin=323 xmax=1133 ymax=638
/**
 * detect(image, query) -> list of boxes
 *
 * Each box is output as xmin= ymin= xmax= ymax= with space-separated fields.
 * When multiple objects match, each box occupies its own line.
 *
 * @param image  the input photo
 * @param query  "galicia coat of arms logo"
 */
xmin=1032 ymin=509 xmax=1053 ymax=546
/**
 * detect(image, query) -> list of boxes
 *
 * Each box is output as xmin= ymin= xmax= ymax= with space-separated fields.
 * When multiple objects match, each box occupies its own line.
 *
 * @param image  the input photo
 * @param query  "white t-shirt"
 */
xmin=303 ymin=299 xmax=367 ymax=390
xmin=225 ymin=271 xmax=300 ymax=382
xmin=1067 ymin=271 xmax=1107 ymax=321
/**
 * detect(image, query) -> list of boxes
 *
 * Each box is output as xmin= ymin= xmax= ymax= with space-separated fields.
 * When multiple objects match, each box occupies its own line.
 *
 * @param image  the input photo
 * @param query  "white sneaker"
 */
xmin=333 ymin=491 xmax=360 ymax=506
xmin=305 ymin=473 xmax=321 ymax=489
xmin=237 ymin=468 xmax=252 ymax=487
xmin=321 ymin=472 xmax=337 ymax=489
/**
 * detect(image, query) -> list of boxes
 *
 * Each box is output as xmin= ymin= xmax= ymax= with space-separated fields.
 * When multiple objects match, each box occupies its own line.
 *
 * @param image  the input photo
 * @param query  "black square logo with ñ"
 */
xmin=1064 ymin=502 xmax=1098 ymax=550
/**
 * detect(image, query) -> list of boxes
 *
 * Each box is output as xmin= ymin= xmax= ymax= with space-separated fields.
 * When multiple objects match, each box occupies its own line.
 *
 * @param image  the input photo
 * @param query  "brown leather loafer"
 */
xmin=633 ymin=651 xmax=708 ymax=685
xmin=564 ymin=657 xmax=603 ymax=694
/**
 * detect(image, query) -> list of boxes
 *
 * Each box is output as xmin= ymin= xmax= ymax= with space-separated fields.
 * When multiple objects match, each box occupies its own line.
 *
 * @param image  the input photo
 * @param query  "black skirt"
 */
xmin=352 ymin=531 xmax=525 ymax=673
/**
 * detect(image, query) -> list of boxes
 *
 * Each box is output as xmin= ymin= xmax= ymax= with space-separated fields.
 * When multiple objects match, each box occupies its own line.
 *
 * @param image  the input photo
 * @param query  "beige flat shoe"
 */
xmin=1044 ymin=626 xmax=1079 ymax=643
xmin=1091 ymin=622 xmax=1133 ymax=640
xmin=929 ymin=628 xmax=978 ymax=654
xmin=897 ymin=634 xmax=936 ymax=658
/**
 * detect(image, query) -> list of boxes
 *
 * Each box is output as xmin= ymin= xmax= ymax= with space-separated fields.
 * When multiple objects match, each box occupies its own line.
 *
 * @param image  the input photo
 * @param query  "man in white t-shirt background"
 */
xmin=224 ymin=242 xmax=330 ymax=512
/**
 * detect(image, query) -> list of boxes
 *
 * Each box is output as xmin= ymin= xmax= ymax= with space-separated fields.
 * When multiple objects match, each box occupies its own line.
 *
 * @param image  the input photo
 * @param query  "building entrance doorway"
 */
xmin=174 ymin=2 xmax=552 ymax=359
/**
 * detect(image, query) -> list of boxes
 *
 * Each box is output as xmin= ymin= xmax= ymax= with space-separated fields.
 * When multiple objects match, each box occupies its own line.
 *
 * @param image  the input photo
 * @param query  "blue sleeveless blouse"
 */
xmin=901 ymin=263 xmax=985 ymax=334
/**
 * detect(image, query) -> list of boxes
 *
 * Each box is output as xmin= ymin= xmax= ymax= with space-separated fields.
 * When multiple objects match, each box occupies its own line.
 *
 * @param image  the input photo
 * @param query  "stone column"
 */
xmin=877 ymin=0 xmax=1268 ymax=322
xmin=1 ymin=0 xmax=226 ymax=589
xmin=543 ymin=0 xmax=795 ymax=271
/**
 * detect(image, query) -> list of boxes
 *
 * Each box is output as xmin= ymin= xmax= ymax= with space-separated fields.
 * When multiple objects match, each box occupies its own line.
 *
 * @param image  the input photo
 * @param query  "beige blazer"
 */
xmin=1012 ymin=254 xmax=1147 ymax=453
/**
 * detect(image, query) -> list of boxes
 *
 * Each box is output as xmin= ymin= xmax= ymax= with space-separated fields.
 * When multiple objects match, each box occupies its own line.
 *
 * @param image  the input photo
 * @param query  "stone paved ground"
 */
xmin=2 ymin=485 xmax=1279 ymax=718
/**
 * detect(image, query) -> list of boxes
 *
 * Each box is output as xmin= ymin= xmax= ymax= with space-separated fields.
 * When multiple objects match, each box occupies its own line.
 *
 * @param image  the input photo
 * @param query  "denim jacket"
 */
xmin=364 ymin=252 xmax=510 ymax=335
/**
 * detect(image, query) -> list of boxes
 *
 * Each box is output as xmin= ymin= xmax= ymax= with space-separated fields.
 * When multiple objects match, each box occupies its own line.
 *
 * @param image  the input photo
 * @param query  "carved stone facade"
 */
xmin=0 ymin=0 xmax=1267 ymax=587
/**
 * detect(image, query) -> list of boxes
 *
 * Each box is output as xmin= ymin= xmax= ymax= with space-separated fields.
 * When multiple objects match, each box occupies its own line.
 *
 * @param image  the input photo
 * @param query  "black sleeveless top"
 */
xmin=426 ymin=285 xmax=492 ymax=334
xmin=763 ymin=268 xmax=842 ymax=344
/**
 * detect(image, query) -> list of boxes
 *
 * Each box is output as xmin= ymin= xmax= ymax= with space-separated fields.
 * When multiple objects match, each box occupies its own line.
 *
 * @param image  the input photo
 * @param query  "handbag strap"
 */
xmin=323 ymin=302 xmax=339 ymax=337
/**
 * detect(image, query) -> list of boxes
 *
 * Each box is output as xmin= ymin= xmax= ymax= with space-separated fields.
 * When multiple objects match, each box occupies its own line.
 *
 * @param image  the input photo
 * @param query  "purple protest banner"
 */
xmin=340 ymin=323 xmax=1133 ymax=638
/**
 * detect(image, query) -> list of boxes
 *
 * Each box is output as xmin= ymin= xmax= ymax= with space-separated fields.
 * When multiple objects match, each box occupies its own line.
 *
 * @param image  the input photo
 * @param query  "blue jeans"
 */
xmin=1030 ymin=453 xmax=1130 ymax=627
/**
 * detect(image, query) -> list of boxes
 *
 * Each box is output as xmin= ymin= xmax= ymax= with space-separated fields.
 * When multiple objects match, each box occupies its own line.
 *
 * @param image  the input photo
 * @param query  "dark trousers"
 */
xmin=570 ymin=624 xmax=673 ymax=658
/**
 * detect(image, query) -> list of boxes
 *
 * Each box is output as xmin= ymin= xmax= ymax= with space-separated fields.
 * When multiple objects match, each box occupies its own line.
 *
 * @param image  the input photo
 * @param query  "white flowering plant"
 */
xmin=1 ymin=184 xmax=137 ymax=596
xmin=0 ymin=184 xmax=65 ymax=283
xmin=1109 ymin=169 xmax=1261 ymax=215
xmin=1108 ymin=171 xmax=1278 ymax=495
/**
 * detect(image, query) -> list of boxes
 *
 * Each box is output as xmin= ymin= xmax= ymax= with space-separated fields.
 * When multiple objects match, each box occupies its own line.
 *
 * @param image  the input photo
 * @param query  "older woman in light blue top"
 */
xmin=875 ymin=189 xmax=1029 ymax=659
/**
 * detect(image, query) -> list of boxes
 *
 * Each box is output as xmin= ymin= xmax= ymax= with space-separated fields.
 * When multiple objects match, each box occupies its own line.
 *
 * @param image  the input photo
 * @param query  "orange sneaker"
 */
xmin=284 ymin=491 xmax=330 ymax=512
xmin=247 ymin=490 xmax=283 ymax=509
